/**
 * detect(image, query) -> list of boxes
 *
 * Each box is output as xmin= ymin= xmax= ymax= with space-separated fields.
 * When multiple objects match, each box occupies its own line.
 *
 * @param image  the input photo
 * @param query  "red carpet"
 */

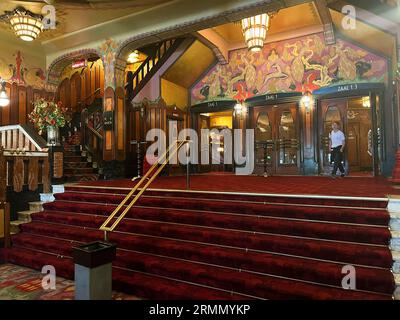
xmin=76 ymin=175 xmax=399 ymax=198
xmin=63 ymin=132 xmax=99 ymax=182
xmin=1 ymin=176 xmax=396 ymax=299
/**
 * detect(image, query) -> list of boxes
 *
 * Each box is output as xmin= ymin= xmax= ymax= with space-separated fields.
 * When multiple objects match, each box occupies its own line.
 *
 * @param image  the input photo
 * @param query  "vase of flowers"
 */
xmin=28 ymin=99 xmax=71 ymax=146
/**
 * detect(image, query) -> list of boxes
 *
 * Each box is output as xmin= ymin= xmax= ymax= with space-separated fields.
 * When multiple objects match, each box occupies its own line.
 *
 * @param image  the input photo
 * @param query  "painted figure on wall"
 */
xmin=191 ymin=33 xmax=388 ymax=104
xmin=99 ymin=38 xmax=120 ymax=89
xmin=0 ymin=50 xmax=46 ymax=88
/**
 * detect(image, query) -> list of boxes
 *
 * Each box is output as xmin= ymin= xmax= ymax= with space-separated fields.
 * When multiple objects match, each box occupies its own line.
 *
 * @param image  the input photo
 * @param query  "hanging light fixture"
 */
xmin=241 ymin=13 xmax=270 ymax=52
xmin=0 ymin=79 xmax=10 ymax=107
xmin=2 ymin=7 xmax=44 ymax=42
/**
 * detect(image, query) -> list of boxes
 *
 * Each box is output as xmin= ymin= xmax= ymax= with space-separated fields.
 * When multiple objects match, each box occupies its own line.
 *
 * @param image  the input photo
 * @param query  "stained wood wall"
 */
xmin=0 ymin=83 xmax=55 ymax=127
xmin=57 ymin=63 xmax=104 ymax=114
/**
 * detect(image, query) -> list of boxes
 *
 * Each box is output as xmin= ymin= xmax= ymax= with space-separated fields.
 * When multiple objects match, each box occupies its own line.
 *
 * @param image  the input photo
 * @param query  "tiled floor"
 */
xmin=0 ymin=264 xmax=140 ymax=300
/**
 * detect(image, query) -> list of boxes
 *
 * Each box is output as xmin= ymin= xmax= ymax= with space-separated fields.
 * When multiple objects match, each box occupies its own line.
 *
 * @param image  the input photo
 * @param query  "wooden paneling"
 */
xmin=116 ymin=87 xmax=125 ymax=161
xmin=10 ymin=83 xmax=19 ymax=124
xmin=26 ymin=87 xmax=34 ymax=115
xmin=13 ymin=157 xmax=24 ymax=192
xmin=1 ymin=84 xmax=11 ymax=125
xmin=57 ymin=64 xmax=104 ymax=113
xmin=18 ymin=88 xmax=27 ymax=124
xmin=85 ymin=68 xmax=92 ymax=105
xmin=104 ymin=87 xmax=115 ymax=161
xmin=70 ymin=72 xmax=81 ymax=112
xmin=28 ymin=157 xmax=39 ymax=191
xmin=0 ymin=84 xmax=55 ymax=127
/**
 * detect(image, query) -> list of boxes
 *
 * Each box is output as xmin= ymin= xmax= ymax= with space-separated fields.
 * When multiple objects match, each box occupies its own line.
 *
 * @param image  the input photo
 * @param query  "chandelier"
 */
xmin=241 ymin=13 xmax=270 ymax=52
xmin=2 ymin=7 xmax=43 ymax=42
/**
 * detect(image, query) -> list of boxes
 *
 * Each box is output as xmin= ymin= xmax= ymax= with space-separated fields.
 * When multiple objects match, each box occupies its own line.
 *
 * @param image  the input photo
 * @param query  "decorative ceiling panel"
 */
xmin=0 ymin=0 xmax=174 ymax=41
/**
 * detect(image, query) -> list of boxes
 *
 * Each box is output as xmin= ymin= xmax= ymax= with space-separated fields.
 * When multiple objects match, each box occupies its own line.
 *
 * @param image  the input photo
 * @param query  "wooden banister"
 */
xmin=0 ymin=124 xmax=48 ymax=152
xmin=0 ymin=127 xmax=51 ymax=195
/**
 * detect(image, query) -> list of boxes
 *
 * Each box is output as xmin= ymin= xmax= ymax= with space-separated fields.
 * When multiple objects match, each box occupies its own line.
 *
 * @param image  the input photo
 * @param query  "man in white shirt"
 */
xmin=329 ymin=122 xmax=346 ymax=177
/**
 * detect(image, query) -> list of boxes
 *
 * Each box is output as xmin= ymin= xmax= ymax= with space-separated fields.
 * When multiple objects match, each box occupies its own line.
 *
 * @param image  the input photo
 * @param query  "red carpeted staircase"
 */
xmin=2 ymin=184 xmax=395 ymax=299
xmin=63 ymin=133 xmax=99 ymax=182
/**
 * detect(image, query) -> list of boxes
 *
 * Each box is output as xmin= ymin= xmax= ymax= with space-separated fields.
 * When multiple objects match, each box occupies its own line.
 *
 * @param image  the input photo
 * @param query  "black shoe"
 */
xmin=340 ymin=173 xmax=345 ymax=177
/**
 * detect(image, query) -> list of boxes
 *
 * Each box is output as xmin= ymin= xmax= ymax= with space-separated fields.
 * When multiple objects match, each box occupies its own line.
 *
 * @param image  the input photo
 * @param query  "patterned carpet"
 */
xmin=0 ymin=264 xmax=140 ymax=300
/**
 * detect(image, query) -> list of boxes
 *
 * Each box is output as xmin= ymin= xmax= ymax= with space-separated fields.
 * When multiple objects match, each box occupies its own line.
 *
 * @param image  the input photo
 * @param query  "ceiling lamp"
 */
xmin=0 ymin=79 xmax=10 ymax=107
xmin=241 ymin=13 xmax=270 ymax=52
xmin=6 ymin=7 xmax=43 ymax=42
xmin=127 ymin=50 xmax=140 ymax=64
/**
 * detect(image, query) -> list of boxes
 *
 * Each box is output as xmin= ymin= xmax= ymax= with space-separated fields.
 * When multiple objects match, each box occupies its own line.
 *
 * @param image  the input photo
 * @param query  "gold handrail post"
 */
xmin=99 ymin=140 xmax=189 ymax=236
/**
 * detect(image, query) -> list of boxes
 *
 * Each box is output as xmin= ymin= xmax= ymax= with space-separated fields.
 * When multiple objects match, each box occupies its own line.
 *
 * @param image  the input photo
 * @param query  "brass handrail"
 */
xmin=99 ymin=140 xmax=189 ymax=241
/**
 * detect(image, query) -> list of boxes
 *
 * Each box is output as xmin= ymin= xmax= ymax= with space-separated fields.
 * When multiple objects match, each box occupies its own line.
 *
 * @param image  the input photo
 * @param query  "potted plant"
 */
xmin=28 ymin=99 xmax=71 ymax=146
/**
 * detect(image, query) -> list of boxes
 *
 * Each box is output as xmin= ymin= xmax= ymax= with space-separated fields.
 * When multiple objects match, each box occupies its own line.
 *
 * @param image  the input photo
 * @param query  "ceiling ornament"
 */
xmin=0 ymin=7 xmax=43 ymax=41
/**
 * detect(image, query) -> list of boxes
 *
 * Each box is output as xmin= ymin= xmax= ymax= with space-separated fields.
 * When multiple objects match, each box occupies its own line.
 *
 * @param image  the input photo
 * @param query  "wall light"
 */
xmin=300 ymin=91 xmax=314 ymax=111
xmin=127 ymin=50 xmax=140 ymax=64
xmin=234 ymin=102 xmax=243 ymax=115
xmin=0 ymin=79 xmax=10 ymax=107
xmin=362 ymin=96 xmax=371 ymax=108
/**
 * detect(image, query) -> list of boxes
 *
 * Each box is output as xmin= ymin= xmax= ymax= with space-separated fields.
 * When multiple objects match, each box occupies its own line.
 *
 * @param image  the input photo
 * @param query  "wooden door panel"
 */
xmin=347 ymin=122 xmax=360 ymax=169
xmin=319 ymin=99 xmax=347 ymax=174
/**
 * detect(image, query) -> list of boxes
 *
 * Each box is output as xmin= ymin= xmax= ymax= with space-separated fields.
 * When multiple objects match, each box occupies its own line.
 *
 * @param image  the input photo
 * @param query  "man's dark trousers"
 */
xmin=331 ymin=146 xmax=345 ymax=175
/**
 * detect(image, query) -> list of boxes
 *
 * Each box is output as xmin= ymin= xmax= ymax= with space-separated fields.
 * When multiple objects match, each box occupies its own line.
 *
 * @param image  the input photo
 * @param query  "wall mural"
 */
xmin=191 ymin=33 xmax=388 ymax=104
xmin=99 ymin=38 xmax=120 ymax=89
xmin=0 ymin=50 xmax=48 ymax=89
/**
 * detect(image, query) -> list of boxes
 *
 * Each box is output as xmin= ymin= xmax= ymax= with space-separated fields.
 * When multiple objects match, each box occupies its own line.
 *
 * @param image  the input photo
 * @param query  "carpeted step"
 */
xmin=52 ymin=192 xmax=390 ymax=226
xmin=21 ymin=220 xmax=393 ymax=268
xmin=64 ymin=174 xmax=99 ymax=182
xmin=64 ymin=184 xmax=389 ymax=209
xmin=64 ymin=162 xmax=92 ymax=169
xmin=3 ymin=246 xmax=247 ymax=300
xmin=39 ymin=202 xmax=391 ymax=245
xmin=11 ymin=233 xmax=395 ymax=295
xmin=64 ymin=156 xmax=86 ymax=163
xmin=64 ymin=168 xmax=96 ymax=175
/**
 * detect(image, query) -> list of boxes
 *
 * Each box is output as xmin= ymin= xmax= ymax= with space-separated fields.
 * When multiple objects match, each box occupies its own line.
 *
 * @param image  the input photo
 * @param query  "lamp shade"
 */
xmin=9 ymin=10 xmax=43 ymax=41
xmin=241 ymin=13 xmax=270 ymax=52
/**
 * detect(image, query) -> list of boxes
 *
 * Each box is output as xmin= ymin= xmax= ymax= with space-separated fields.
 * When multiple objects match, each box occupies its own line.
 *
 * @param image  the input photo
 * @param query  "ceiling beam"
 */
xmin=328 ymin=0 xmax=399 ymax=63
xmin=196 ymin=29 xmax=229 ymax=64
xmin=314 ymin=0 xmax=336 ymax=44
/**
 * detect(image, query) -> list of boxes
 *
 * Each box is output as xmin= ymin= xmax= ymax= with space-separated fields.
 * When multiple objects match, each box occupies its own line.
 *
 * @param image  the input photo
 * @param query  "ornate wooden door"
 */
xmin=253 ymin=104 xmax=300 ymax=175
xmin=319 ymin=99 xmax=347 ymax=174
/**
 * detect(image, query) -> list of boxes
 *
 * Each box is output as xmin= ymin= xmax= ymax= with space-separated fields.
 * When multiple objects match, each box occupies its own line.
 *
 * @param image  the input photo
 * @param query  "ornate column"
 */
xmin=98 ymin=39 xmax=127 ymax=178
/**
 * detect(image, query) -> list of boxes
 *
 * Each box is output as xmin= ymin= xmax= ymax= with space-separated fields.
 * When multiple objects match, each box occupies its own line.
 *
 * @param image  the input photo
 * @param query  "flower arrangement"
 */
xmin=28 ymin=99 xmax=71 ymax=134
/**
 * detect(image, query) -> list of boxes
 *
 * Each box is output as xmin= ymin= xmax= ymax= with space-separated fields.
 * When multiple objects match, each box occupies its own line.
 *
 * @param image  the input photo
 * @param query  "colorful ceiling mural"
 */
xmin=191 ymin=33 xmax=388 ymax=105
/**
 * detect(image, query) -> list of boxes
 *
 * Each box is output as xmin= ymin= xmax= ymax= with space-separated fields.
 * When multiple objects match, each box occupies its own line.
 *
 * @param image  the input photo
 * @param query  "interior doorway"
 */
xmin=198 ymin=110 xmax=234 ymax=173
xmin=319 ymin=96 xmax=377 ymax=176
xmin=252 ymin=103 xmax=300 ymax=175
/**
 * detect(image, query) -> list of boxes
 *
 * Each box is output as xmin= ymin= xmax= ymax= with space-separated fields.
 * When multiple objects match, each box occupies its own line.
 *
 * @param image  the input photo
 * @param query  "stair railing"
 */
xmin=81 ymin=102 xmax=103 ymax=169
xmin=130 ymin=39 xmax=183 ymax=99
xmin=99 ymin=140 xmax=189 ymax=241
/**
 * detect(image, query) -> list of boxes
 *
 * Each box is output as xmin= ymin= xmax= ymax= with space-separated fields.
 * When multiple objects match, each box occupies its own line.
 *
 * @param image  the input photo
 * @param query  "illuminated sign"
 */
xmin=72 ymin=59 xmax=87 ymax=69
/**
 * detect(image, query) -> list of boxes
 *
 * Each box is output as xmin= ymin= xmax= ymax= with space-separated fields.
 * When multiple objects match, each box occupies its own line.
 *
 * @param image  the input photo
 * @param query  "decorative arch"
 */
xmin=46 ymin=48 xmax=102 ymax=86
xmin=113 ymin=0 xmax=278 ymax=87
